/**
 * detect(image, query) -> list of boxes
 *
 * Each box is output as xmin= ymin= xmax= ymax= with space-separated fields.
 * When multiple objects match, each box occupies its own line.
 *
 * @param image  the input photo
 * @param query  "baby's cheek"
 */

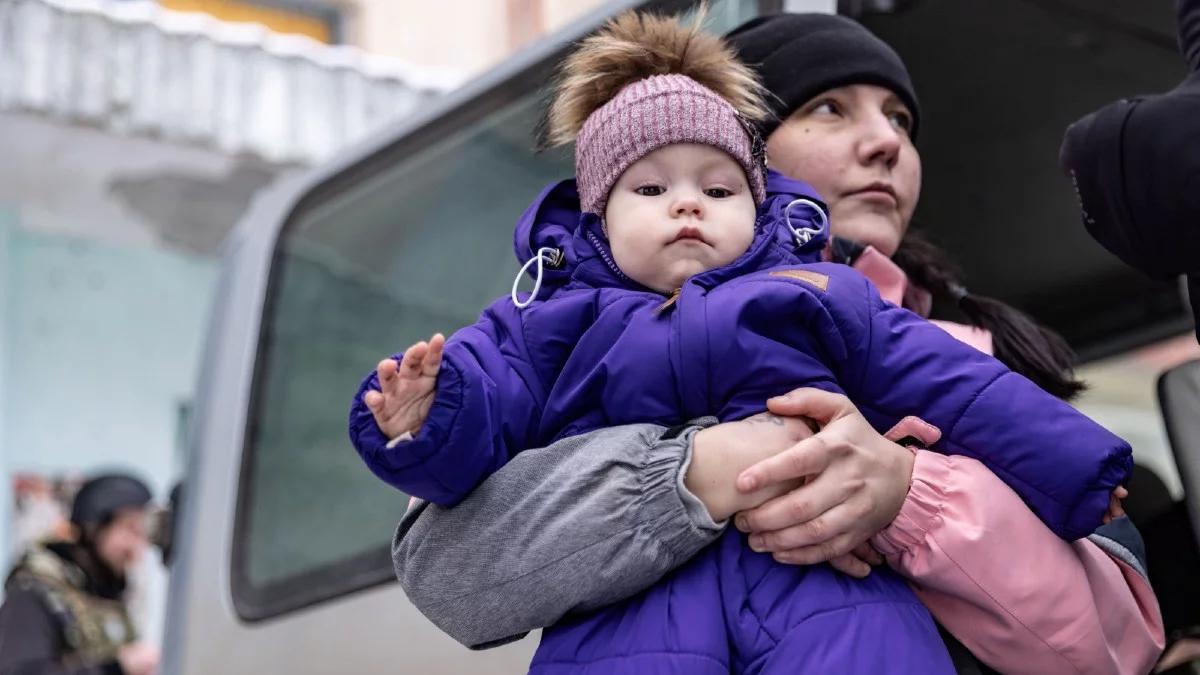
xmin=726 ymin=225 xmax=756 ymax=262
xmin=613 ymin=246 xmax=669 ymax=291
xmin=609 ymin=239 xmax=645 ymax=275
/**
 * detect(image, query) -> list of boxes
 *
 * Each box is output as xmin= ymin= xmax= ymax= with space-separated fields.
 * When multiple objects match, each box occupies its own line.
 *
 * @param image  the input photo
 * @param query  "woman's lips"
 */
xmin=846 ymin=183 xmax=898 ymax=206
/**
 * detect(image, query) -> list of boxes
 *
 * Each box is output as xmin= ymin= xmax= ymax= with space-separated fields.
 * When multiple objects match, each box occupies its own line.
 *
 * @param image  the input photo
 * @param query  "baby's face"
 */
xmin=605 ymin=144 xmax=756 ymax=294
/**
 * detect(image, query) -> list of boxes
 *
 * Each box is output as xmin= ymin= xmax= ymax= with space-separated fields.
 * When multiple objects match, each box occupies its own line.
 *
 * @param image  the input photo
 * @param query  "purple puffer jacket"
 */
xmin=350 ymin=172 xmax=1132 ymax=673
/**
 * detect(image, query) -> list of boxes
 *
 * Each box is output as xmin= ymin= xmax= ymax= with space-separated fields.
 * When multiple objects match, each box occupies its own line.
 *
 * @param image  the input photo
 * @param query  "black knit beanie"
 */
xmin=726 ymin=13 xmax=920 ymax=139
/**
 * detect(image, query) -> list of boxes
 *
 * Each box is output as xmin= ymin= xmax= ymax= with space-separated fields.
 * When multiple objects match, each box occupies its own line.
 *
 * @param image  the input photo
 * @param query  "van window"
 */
xmin=231 ymin=92 xmax=570 ymax=619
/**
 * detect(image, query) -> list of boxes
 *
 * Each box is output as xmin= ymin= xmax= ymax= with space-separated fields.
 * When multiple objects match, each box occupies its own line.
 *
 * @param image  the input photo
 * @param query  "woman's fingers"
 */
xmin=736 ymin=470 xmax=849 ymax=532
xmin=737 ymin=434 xmax=834 ymax=493
xmin=826 ymin=553 xmax=872 ymax=578
xmin=737 ymin=395 xmax=914 ymax=562
xmin=851 ymin=541 xmax=885 ymax=566
xmin=746 ymin=503 xmax=860 ymax=554
xmin=766 ymin=388 xmax=855 ymax=426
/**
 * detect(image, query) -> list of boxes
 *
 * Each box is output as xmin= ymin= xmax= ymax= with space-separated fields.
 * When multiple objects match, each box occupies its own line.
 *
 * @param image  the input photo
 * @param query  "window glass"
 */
xmin=240 ymin=95 xmax=570 ymax=594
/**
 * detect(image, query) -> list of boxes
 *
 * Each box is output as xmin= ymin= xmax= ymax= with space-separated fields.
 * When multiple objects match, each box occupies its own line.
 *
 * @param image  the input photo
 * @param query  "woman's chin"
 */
xmin=829 ymin=209 xmax=905 ymax=257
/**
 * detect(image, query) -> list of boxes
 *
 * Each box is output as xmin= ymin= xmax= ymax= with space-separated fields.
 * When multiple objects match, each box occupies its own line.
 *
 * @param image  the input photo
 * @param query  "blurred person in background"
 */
xmin=1061 ymin=0 xmax=1200 ymax=672
xmin=0 ymin=474 xmax=160 ymax=675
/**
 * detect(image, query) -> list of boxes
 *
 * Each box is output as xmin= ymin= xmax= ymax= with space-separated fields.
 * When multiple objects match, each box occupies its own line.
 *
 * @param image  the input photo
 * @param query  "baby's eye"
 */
xmin=704 ymin=187 xmax=733 ymax=199
xmin=635 ymin=185 xmax=665 ymax=196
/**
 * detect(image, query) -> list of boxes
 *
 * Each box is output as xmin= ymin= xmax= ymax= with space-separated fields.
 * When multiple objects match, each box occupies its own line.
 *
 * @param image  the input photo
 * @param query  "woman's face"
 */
xmin=766 ymin=84 xmax=921 ymax=257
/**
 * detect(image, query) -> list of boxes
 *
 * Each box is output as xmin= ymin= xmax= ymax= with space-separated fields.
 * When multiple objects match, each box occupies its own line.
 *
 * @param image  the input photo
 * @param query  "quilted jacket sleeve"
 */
xmin=393 ymin=420 xmax=725 ymax=649
xmin=814 ymin=265 xmax=1132 ymax=541
xmin=874 ymin=450 xmax=1164 ymax=675
xmin=349 ymin=302 xmax=544 ymax=506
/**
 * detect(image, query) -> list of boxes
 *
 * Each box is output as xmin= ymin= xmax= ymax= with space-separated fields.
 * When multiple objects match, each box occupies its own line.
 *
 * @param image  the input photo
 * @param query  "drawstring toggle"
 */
xmin=511 ymin=247 xmax=563 ymax=309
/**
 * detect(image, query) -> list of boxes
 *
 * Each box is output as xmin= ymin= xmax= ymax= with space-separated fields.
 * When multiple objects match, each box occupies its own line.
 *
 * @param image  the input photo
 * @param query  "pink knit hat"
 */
xmin=575 ymin=73 xmax=767 ymax=216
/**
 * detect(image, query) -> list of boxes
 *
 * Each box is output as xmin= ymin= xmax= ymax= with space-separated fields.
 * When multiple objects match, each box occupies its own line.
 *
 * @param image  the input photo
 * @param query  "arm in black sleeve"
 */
xmin=0 ymin=589 xmax=122 ymax=675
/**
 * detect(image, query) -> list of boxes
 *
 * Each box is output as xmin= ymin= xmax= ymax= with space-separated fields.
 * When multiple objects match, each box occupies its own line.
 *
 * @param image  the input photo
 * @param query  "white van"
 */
xmin=160 ymin=0 xmax=1197 ymax=672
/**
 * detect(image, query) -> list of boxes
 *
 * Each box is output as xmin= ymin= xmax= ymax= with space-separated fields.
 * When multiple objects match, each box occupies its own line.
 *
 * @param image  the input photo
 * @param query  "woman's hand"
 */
xmin=733 ymin=388 xmax=914 ymax=576
xmin=686 ymin=412 xmax=817 ymax=522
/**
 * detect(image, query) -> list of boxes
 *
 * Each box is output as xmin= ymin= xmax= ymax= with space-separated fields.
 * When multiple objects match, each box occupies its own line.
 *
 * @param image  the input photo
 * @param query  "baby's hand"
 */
xmin=1103 ymin=485 xmax=1129 ymax=524
xmin=363 ymin=333 xmax=445 ymax=440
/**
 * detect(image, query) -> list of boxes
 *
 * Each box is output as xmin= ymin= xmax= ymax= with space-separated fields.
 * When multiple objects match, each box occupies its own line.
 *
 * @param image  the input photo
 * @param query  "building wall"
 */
xmin=159 ymin=0 xmax=338 ymax=42
xmin=0 ymin=222 xmax=214 ymax=643
xmin=2 ymin=229 xmax=215 ymax=493
xmin=343 ymin=0 xmax=835 ymax=79
xmin=0 ymin=210 xmax=14 ymax=566
xmin=0 ymin=0 xmax=451 ymax=646
xmin=0 ymin=112 xmax=261 ymax=511
xmin=0 ymin=112 xmax=270 ymax=644
xmin=350 ymin=0 xmax=608 ymax=76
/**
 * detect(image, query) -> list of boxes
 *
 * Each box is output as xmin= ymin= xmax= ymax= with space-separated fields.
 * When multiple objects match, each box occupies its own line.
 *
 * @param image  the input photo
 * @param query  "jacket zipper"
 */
xmin=585 ymin=229 xmax=637 ymax=286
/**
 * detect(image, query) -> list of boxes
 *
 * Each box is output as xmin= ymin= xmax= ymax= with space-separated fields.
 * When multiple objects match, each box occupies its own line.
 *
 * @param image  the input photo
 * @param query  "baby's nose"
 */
xmin=671 ymin=195 xmax=703 ymax=217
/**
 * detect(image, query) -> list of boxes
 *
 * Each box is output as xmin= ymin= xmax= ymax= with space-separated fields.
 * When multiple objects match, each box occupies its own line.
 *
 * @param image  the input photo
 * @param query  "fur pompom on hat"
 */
xmin=547 ymin=9 xmax=771 ymax=215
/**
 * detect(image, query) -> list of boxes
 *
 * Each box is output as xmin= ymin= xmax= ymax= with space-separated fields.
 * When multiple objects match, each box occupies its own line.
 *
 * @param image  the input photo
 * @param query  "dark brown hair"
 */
xmin=892 ymin=231 xmax=1086 ymax=400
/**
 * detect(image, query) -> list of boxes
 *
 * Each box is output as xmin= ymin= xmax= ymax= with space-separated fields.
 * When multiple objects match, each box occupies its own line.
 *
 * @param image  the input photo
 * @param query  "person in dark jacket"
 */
xmin=1061 ymin=1 xmax=1200 ymax=671
xmin=1060 ymin=0 xmax=1200 ymax=338
xmin=0 ymin=474 xmax=160 ymax=675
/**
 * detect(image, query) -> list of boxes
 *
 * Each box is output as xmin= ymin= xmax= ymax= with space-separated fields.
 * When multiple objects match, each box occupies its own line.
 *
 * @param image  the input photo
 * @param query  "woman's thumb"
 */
xmin=766 ymin=388 xmax=851 ymax=424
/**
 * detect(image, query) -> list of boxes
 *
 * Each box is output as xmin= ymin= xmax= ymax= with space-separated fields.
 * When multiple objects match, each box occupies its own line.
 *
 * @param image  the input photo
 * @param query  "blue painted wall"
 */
xmin=0 ymin=218 xmax=216 ymax=567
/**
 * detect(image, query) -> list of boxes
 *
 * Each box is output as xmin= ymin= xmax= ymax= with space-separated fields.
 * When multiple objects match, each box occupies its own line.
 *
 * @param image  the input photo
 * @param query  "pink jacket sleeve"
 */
xmin=871 ymin=450 xmax=1165 ymax=675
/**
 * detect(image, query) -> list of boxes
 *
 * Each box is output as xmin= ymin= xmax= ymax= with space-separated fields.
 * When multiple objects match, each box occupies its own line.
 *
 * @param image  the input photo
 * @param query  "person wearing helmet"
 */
xmin=0 ymin=473 xmax=160 ymax=675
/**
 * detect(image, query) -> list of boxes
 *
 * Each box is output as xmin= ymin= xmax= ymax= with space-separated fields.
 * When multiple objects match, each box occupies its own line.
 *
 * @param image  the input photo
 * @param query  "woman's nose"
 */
xmin=857 ymin=114 xmax=902 ymax=169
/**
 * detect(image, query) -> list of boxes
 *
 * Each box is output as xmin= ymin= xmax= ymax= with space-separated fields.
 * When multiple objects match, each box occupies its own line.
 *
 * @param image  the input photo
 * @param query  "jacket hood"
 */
xmin=513 ymin=170 xmax=829 ymax=295
xmin=512 ymin=179 xmax=582 ymax=297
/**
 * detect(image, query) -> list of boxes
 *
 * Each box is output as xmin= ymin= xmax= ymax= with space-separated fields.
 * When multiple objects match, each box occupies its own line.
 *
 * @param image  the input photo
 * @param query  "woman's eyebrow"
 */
xmin=882 ymin=92 xmax=907 ymax=111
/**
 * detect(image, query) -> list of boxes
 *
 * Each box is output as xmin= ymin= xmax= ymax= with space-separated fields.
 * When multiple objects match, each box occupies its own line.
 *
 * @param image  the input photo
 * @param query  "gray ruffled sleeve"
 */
xmin=392 ymin=419 xmax=723 ymax=649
